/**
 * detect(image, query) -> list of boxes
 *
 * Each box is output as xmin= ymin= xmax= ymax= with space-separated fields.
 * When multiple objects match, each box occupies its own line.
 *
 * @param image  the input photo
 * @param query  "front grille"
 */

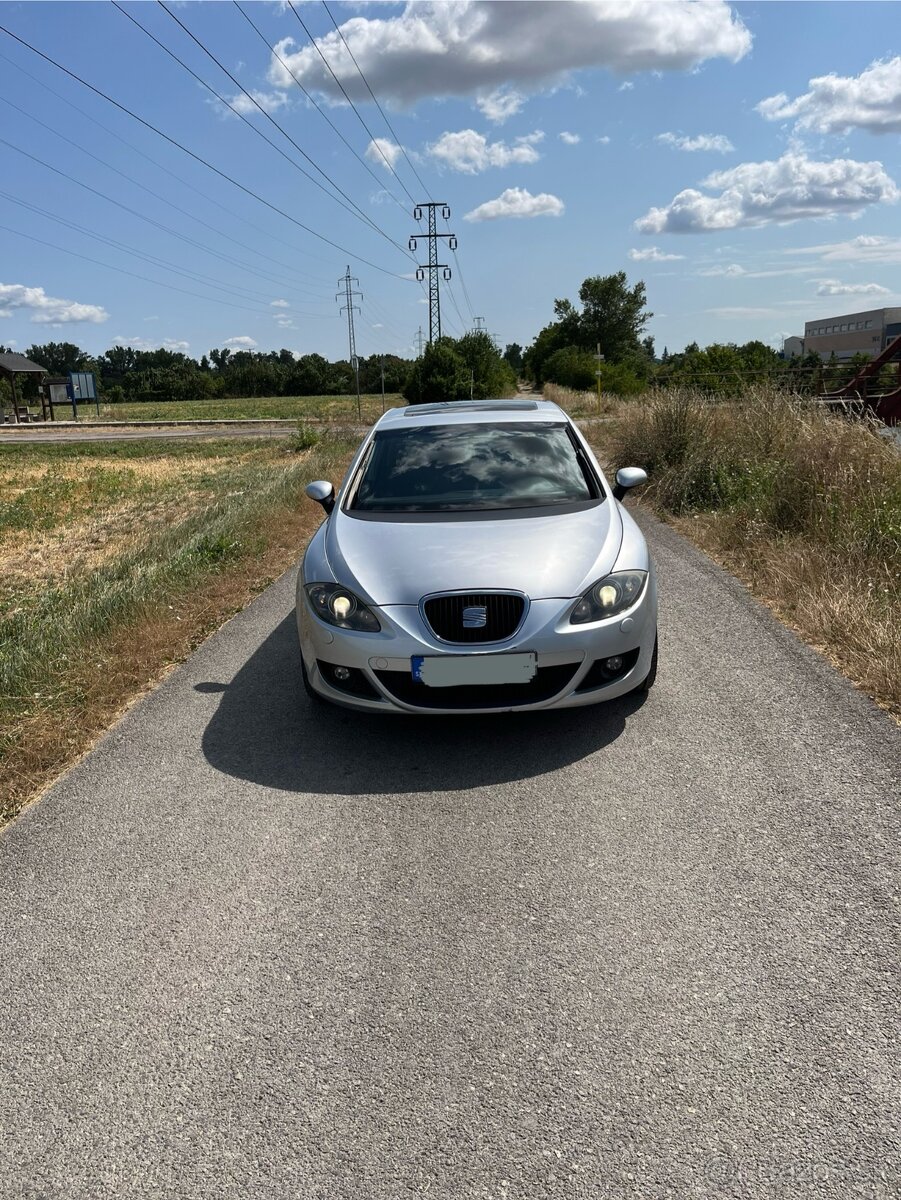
xmin=423 ymin=592 xmax=526 ymax=643
xmin=373 ymin=663 xmax=578 ymax=710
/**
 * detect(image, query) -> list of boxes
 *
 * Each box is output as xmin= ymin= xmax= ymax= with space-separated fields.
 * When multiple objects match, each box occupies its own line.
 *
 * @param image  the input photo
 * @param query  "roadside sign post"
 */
xmin=595 ymin=345 xmax=605 ymax=412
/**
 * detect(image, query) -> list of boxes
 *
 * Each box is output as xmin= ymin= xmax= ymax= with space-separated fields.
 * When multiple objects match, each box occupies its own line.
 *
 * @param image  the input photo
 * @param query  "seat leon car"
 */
xmin=296 ymin=399 xmax=657 ymax=713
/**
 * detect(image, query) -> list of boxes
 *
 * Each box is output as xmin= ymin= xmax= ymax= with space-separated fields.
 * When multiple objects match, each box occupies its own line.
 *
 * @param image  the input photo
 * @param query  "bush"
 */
xmin=288 ymin=422 xmax=321 ymax=451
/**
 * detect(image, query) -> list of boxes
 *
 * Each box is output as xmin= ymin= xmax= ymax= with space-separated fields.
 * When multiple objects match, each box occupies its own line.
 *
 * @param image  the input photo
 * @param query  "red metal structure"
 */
xmin=821 ymin=334 xmax=901 ymax=425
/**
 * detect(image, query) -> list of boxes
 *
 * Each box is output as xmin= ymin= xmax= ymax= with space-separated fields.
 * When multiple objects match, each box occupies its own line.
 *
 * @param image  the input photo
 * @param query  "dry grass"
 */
xmin=0 ymin=434 xmax=355 ymax=825
xmin=599 ymin=387 xmax=901 ymax=720
xmin=542 ymin=382 xmax=620 ymax=416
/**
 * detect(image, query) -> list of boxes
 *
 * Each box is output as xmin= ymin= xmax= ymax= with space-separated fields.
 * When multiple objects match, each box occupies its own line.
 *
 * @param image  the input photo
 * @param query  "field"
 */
xmin=0 ymin=430 xmax=356 ymax=824
xmin=51 ymin=393 xmax=400 ymax=424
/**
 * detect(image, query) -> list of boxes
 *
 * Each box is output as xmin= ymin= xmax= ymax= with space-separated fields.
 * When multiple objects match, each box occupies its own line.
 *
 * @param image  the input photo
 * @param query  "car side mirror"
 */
xmin=612 ymin=467 xmax=648 ymax=501
xmin=305 ymin=480 xmax=335 ymax=514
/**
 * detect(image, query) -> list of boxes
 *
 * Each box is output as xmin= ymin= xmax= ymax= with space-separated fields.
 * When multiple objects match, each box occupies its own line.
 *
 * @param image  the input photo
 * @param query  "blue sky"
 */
xmin=1 ymin=1 xmax=900 ymax=363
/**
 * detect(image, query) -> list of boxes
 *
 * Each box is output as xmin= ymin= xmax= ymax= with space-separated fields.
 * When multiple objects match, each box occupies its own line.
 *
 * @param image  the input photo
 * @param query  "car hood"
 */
xmin=325 ymin=501 xmax=621 ymax=605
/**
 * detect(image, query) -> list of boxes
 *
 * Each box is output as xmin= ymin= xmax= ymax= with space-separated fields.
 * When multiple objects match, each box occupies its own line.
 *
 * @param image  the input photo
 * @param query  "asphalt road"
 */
xmin=1 ymin=510 xmax=898 ymax=1200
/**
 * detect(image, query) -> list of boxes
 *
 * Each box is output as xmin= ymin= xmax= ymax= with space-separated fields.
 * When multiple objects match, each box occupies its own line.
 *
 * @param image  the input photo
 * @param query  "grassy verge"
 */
xmin=55 ymin=393 xmax=400 ymax=423
xmin=542 ymin=382 xmax=621 ymax=417
xmin=595 ymin=387 xmax=901 ymax=719
xmin=0 ymin=432 xmax=355 ymax=825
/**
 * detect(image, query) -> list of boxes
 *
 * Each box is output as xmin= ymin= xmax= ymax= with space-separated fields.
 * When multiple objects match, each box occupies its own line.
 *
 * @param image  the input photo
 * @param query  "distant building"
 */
xmin=782 ymin=336 xmax=805 ymax=359
xmin=801 ymin=306 xmax=901 ymax=361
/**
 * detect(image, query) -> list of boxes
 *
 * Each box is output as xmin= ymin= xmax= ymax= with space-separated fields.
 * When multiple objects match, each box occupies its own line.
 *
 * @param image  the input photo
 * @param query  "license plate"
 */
xmin=411 ymin=652 xmax=537 ymax=688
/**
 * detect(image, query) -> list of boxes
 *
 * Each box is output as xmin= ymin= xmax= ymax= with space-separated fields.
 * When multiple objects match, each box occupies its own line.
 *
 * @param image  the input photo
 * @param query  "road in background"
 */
xmin=0 ymin=510 xmax=897 ymax=1199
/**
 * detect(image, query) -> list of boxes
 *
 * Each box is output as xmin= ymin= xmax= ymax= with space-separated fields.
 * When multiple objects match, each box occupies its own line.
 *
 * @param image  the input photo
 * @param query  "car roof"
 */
xmin=376 ymin=399 xmax=569 ymax=428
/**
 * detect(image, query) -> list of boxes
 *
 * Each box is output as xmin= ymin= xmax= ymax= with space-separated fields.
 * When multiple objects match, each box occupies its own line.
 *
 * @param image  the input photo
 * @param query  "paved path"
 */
xmin=1 ymin=511 xmax=898 ymax=1199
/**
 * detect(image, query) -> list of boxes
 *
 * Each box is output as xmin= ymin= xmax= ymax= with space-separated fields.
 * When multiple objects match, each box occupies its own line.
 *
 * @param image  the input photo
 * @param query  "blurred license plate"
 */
xmin=411 ymin=652 xmax=537 ymax=688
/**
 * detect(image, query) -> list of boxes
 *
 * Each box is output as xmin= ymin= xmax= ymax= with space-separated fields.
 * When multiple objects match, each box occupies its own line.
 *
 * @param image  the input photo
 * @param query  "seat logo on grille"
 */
xmin=462 ymin=605 xmax=488 ymax=628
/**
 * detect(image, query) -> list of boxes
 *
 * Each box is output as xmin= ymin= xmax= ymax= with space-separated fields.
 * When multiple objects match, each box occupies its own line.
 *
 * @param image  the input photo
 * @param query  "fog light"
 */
xmin=333 ymin=666 xmax=351 ymax=681
xmin=605 ymin=655 xmax=623 ymax=672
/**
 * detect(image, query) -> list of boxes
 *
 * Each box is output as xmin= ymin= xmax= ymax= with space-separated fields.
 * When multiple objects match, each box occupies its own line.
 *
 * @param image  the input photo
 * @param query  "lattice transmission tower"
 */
xmin=409 ymin=203 xmax=456 ymax=344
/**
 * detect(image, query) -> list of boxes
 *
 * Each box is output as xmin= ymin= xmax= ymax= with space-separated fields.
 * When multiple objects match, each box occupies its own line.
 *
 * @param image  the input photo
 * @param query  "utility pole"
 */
xmin=410 ymin=204 xmax=456 ymax=344
xmin=473 ymin=316 xmax=486 ymax=332
xmin=337 ymin=266 xmax=362 ymax=421
xmin=470 ymin=369 xmax=474 ymax=401
xmin=380 ymin=355 xmax=386 ymax=413
xmin=595 ymin=344 xmax=605 ymax=413
xmin=415 ymin=327 xmax=425 ymax=358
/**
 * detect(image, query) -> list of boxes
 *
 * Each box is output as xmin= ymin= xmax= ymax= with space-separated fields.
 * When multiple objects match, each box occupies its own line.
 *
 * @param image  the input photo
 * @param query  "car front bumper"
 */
xmin=296 ymin=571 xmax=657 ymax=715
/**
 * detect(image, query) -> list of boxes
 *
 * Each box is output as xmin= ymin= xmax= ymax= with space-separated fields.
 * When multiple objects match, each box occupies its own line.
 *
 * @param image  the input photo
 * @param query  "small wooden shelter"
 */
xmin=0 ymin=352 xmax=47 ymax=423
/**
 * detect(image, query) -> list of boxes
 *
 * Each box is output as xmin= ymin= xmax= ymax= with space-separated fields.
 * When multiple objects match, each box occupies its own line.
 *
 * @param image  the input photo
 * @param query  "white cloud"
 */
xmin=207 ymin=90 xmax=290 ymax=120
xmin=365 ymin=137 xmax=403 ymax=171
xmin=223 ymin=336 xmax=258 ymax=349
xmin=110 ymin=337 xmax=190 ymax=352
xmin=427 ymin=128 xmax=543 ymax=173
xmin=697 ymin=263 xmax=746 ymax=276
xmin=757 ymin=57 xmax=901 ymax=134
xmin=635 ymin=152 xmax=900 ymax=233
xmin=267 ymin=2 xmax=751 ymax=109
xmin=274 ymin=315 xmax=295 ymax=329
xmin=463 ymin=186 xmax=564 ymax=222
xmin=270 ymin=299 xmax=290 ymax=308
xmin=559 ymin=131 xmax=581 ymax=145
xmin=476 ymin=87 xmax=525 ymax=123
xmin=792 ymin=234 xmax=901 ymax=265
xmin=815 ymin=279 xmax=890 ymax=297
xmin=628 ymin=246 xmax=685 ymax=262
xmin=656 ymin=131 xmax=734 ymax=153
xmin=618 ymin=81 xmax=635 ymax=92
xmin=597 ymin=135 xmax=611 ymax=145
xmin=0 ymin=283 xmax=108 ymax=324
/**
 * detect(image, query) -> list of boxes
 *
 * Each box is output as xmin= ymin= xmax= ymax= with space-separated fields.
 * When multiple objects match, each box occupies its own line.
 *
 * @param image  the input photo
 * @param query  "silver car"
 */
xmin=296 ymin=399 xmax=657 ymax=713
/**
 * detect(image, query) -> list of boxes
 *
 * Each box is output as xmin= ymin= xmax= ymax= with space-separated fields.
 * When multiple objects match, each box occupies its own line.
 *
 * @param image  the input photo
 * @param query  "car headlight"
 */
xmin=305 ymin=583 xmax=381 ymax=632
xmin=570 ymin=571 xmax=647 ymax=624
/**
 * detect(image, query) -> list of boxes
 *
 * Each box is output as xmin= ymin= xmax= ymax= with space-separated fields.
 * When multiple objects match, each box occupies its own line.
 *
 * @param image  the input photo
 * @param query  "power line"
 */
xmin=0 ymin=219 xmax=338 ymax=318
xmin=320 ymin=0 xmax=431 ymax=201
xmin=0 ymin=48 xmax=331 ymax=287
xmin=0 ymin=18 xmax=409 ymax=277
xmin=0 ymin=50 xmax=335 ymax=286
xmin=0 ymin=134 xmax=341 ymax=305
xmin=316 ymin=0 xmax=484 ymax=329
xmin=233 ymin=1 xmax=411 ymax=220
xmin=0 ymin=189 xmax=334 ymax=315
xmin=289 ymin=2 xmax=416 ymax=205
xmin=117 ymin=0 xmax=410 ymax=260
xmin=0 ymin=94 xmax=326 ymax=300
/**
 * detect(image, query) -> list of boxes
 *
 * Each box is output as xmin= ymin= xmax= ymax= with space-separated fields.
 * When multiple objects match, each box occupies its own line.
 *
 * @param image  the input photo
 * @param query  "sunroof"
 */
xmin=404 ymin=401 xmax=539 ymax=416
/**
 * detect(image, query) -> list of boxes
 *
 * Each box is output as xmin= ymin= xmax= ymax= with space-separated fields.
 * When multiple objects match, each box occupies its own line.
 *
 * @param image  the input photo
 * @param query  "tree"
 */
xmin=403 ymin=338 xmax=469 ymax=404
xmin=576 ymin=272 xmax=652 ymax=363
xmin=25 ymin=341 xmax=87 ymax=374
xmin=503 ymin=343 xmax=523 ymax=373
xmin=455 ymin=331 xmax=517 ymax=399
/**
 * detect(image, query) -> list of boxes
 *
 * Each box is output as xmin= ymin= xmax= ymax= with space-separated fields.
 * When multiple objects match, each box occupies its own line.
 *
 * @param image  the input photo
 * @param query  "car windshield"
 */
xmin=350 ymin=421 xmax=599 ymax=513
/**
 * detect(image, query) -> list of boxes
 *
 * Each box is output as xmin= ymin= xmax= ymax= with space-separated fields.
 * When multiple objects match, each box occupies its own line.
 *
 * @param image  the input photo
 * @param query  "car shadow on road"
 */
xmin=198 ymin=614 xmax=643 ymax=796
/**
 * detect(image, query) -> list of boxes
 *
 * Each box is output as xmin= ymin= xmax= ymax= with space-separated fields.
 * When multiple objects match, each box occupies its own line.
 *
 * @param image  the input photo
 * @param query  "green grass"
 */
xmin=55 ymin=393 xmax=401 ymax=423
xmin=0 ymin=436 xmax=322 ymax=549
xmin=0 ymin=431 xmax=357 ymax=821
